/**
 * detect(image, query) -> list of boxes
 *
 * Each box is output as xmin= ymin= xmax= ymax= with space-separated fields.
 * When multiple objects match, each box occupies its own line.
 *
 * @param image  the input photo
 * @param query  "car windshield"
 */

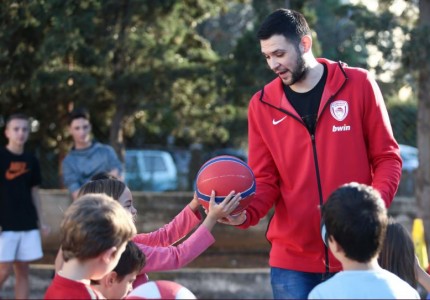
xmin=126 ymin=155 xmax=139 ymax=173
xmin=144 ymin=155 xmax=167 ymax=172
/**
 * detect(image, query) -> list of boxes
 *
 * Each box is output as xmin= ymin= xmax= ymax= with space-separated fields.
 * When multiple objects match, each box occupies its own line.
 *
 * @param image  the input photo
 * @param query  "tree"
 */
xmin=404 ymin=0 xmax=430 ymax=251
xmin=0 ymin=0 xmax=246 ymax=187
xmin=34 ymin=0 xmax=236 ymax=155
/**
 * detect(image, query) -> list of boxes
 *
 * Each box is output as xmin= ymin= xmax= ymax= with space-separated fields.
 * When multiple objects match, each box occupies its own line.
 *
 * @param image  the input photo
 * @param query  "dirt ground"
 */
xmin=1 ymin=253 xmax=271 ymax=299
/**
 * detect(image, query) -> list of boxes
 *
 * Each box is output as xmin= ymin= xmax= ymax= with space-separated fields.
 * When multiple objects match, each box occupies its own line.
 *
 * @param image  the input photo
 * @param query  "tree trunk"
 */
xmin=416 ymin=0 xmax=430 ymax=253
xmin=110 ymin=100 xmax=126 ymax=162
xmin=109 ymin=0 xmax=130 ymax=162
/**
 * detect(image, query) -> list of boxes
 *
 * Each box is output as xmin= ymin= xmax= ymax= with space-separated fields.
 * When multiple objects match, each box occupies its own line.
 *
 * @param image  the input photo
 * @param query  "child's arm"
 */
xmin=133 ymin=191 xmax=240 ymax=287
xmin=132 ymin=194 xmax=203 ymax=247
xmin=134 ymin=225 xmax=214 ymax=280
xmin=416 ymin=256 xmax=430 ymax=292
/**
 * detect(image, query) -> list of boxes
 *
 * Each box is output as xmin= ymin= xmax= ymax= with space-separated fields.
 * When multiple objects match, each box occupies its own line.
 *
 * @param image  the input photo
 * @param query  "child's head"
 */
xmin=61 ymin=193 xmax=136 ymax=279
xmin=378 ymin=218 xmax=417 ymax=287
xmin=4 ymin=113 xmax=30 ymax=146
xmin=78 ymin=174 xmax=137 ymax=221
xmin=68 ymin=107 xmax=91 ymax=145
xmin=68 ymin=107 xmax=90 ymax=125
xmin=322 ymin=182 xmax=388 ymax=263
xmin=95 ymin=241 xmax=146 ymax=299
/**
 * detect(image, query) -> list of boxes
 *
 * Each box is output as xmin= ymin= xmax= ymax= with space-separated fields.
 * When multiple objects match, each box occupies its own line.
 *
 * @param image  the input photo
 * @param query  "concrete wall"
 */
xmin=39 ymin=190 xmax=271 ymax=266
xmin=39 ymin=190 xmax=419 ymax=266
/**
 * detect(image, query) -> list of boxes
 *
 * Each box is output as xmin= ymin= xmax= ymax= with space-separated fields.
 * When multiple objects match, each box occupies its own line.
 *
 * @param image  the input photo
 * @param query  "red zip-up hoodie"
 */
xmin=239 ymin=58 xmax=402 ymax=273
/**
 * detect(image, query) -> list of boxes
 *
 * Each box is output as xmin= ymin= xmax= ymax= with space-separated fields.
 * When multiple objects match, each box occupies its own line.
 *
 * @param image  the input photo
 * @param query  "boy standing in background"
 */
xmin=0 ymin=113 xmax=49 ymax=299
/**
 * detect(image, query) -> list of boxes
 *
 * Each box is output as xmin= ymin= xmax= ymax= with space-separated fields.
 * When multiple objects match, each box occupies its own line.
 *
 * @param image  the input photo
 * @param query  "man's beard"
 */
xmin=286 ymin=47 xmax=308 ymax=86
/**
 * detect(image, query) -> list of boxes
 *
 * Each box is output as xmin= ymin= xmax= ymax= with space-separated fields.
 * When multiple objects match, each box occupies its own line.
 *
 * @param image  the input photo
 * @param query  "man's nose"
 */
xmin=268 ymin=57 xmax=280 ymax=70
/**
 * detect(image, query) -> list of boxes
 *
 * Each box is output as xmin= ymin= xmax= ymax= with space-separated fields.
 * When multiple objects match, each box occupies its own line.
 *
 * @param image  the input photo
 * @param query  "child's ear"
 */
xmin=105 ymin=272 xmax=118 ymax=287
xmin=101 ymin=246 xmax=118 ymax=263
xmin=98 ymin=271 xmax=117 ymax=288
xmin=328 ymin=235 xmax=344 ymax=254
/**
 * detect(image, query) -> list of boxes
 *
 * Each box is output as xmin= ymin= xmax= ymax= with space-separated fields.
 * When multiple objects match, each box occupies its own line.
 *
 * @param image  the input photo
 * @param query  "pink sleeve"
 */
xmin=133 ymin=225 xmax=215 ymax=287
xmin=132 ymin=205 xmax=202 ymax=246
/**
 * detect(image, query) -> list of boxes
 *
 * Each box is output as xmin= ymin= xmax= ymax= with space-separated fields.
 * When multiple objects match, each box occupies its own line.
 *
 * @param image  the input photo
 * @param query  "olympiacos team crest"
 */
xmin=330 ymin=100 xmax=349 ymax=121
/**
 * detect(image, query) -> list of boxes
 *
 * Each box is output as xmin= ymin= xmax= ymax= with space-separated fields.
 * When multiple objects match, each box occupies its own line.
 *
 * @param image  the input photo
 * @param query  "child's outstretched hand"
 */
xmin=207 ymin=190 xmax=241 ymax=220
xmin=188 ymin=192 xmax=201 ymax=212
xmin=201 ymin=190 xmax=241 ymax=231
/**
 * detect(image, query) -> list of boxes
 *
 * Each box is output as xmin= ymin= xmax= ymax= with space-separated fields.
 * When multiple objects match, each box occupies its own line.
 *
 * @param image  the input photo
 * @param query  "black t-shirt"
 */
xmin=0 ymin=147 xmax=42 ymax=231
xmin=283 ymin=64 xmax=328 ymax=134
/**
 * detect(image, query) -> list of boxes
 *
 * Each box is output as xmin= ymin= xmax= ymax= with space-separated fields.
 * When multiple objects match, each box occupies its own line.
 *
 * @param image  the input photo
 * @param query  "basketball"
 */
xmin=195 ymin=155 xmax=255 ymax=215
xmin=126 ymin=280 xmax=196 ymax=299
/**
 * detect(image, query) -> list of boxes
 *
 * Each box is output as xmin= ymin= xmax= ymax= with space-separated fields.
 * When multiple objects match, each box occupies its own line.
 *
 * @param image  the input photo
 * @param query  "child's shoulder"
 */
xmin=45 ymin=274 xmax=103 ymax=299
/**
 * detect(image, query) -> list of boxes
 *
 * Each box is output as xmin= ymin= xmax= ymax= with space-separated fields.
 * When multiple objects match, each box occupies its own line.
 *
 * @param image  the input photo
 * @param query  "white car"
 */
xmin=125 ymin=150 xmax=178 ymax=192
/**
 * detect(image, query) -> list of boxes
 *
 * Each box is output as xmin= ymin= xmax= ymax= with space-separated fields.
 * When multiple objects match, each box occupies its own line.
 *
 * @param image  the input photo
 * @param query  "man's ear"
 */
xmin=300 ymin=35 xmax=312 ymax=53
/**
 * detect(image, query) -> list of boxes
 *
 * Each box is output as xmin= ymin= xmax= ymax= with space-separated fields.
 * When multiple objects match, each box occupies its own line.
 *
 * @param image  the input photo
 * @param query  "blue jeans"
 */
xmin=271 ymin=267 xmax=333 ymax=299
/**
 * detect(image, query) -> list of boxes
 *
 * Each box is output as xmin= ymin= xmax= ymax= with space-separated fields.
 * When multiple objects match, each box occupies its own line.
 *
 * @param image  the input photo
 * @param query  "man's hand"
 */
xmin=217 ymin=210 xmax=247 ymax=226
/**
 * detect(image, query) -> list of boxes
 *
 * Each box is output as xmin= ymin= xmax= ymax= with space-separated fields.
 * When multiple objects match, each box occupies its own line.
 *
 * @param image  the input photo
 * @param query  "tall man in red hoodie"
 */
xmin=223 ymin=8 xmax=402 ymax=299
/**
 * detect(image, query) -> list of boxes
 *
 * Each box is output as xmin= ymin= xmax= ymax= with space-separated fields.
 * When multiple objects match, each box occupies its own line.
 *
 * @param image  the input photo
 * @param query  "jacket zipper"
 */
xmin=310 ymin=132 xmax=329 ymax=277
xmin=312 ymin=77 xmax=347 ymax=276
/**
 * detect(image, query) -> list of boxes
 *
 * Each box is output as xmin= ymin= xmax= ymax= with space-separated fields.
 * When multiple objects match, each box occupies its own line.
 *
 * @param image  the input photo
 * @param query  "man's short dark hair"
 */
xmin=257 ymin=9 xmax=311 ymax=44
xmin=322 ymin=182 xmax=388 ymax=263
xmin=68 ymin=107 xmax=90 ymax=125
xmin=6 ymin=113 xmax=29 ymax=127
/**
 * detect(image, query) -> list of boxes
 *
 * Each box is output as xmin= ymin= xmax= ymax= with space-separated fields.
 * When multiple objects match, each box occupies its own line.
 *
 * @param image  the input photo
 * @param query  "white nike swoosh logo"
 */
xmin=272 ymin=116 xmax=287 ymax=125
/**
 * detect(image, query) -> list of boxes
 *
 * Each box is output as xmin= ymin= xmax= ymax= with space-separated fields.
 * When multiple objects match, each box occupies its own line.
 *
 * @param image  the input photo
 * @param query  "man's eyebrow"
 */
xmin=73 ymin=124 xmax=89 ymax=128
xmin=262 ymin=49 xmax=286 ymax=55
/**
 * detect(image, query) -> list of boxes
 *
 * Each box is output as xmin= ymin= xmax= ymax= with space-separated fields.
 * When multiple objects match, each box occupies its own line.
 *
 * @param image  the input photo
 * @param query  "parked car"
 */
xmin=399 ymin=144 xmax=418 ymax=172
xmin=398 ymin=144 xmax=418 ymax=196
xmin=125 ymin=150 xmax=178 ymax=192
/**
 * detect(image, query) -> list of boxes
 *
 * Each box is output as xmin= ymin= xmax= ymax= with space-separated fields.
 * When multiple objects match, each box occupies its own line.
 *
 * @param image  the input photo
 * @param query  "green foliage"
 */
xmin=386 ymin=97 xmax=417 ymax=147
xmin=0 ymin=0 xmax=246 ymax=187
xmin=402 ymin=25 xmax=430 ymax=72
xmin=312 ymin=2 xmax=366 ymax=66
xmin=0 ymin=0 xmax=236 ymax=146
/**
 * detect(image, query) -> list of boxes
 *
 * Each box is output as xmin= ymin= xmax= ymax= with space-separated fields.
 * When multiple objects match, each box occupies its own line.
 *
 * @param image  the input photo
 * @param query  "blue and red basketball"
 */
xmin=195 ymin=155 xmax=255 ymax=215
